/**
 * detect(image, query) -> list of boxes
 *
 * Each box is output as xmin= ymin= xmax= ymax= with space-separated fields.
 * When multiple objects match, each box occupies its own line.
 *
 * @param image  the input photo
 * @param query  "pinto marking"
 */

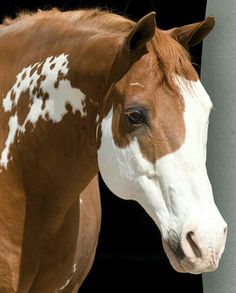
xmin=0 ymin=53 xmax=86 ymax=169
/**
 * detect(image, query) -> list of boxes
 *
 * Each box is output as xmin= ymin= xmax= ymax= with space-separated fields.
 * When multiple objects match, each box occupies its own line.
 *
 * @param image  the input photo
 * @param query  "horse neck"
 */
xmin=0 ymin=27 xmax=102 ymax=190
xmin=0 ymin=16 xmax=127 ymax=192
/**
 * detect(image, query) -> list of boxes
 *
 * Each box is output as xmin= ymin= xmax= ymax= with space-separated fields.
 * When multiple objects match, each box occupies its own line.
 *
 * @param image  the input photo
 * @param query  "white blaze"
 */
xmin=0 ymin=53 xmax=86 ymax=169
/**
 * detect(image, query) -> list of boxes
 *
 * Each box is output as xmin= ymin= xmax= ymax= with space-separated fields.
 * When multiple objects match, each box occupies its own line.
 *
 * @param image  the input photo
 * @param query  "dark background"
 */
xmin=0 ymin=1 xmax=207 ymax=292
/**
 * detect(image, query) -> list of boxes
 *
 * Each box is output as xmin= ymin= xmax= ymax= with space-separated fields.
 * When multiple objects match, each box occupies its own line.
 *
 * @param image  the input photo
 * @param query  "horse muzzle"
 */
xmin=162 ymin=220 xmax=227 ymax=274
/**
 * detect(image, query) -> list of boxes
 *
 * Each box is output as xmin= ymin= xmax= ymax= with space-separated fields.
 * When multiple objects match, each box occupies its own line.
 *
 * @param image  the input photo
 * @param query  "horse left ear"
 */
xmin=125 ymin=12 xmax=156 ymax=51
xmin=168 ymin=16 xmax=215 ymax=48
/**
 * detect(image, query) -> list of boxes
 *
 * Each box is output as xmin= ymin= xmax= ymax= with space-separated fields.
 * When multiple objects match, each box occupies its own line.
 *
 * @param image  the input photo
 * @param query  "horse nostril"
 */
xmin=224 ymin=226 xmax=227 ymax=235
xmin=186 ymin=231 xmax=202 ymax=258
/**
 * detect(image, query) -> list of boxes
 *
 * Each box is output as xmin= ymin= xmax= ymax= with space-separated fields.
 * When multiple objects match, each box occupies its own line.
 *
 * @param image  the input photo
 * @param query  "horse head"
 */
xmin=97 ymin=13 xmax=227 ymax=274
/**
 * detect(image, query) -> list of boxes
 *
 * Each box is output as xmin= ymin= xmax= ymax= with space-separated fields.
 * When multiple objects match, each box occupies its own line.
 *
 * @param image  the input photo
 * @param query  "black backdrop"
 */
xmin=0 ymin=1 xmax=207 ymax=292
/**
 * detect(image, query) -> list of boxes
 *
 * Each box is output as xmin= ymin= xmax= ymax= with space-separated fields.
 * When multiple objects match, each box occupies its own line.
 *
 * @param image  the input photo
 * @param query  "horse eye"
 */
xmin=126 ymin=110 xmax=145 ymax=126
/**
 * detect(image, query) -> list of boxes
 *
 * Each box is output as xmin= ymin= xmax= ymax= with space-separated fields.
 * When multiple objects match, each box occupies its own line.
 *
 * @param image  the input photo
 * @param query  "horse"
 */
xmin=0 ymin=8 xmax=227 ymax=292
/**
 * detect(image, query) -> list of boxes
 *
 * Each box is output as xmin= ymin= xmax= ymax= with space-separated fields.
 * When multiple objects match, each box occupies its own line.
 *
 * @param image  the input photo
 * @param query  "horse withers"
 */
xmin=0 ymin=8 xmax=227 ymax=292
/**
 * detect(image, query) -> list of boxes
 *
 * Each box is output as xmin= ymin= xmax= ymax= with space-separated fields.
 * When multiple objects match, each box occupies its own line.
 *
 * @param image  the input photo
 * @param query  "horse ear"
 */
xmin=106 ymin=13 xmax=156 ymax=85
xmin=168 ymin=16 xmax=215 ymax=48
xmin=125 ymin=12 xmax=156 ymax=51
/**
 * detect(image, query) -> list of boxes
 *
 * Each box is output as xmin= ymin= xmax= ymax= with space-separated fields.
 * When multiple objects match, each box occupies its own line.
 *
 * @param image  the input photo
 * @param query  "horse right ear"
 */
xmin=124 ymin=12 xmax=156 ymax=52
xmin=107 ymin=12 xmax=156 ymax=84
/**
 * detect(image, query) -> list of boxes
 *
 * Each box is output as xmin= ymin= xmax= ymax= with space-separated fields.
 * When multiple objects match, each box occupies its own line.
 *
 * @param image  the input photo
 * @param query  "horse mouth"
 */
xmin=162 ymin=239 xmax=219 ymax=274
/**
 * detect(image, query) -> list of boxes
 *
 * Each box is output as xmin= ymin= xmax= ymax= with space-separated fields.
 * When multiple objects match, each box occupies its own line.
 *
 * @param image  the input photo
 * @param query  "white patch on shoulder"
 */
xmin=0 ymin=53 xmax=86 ymax=169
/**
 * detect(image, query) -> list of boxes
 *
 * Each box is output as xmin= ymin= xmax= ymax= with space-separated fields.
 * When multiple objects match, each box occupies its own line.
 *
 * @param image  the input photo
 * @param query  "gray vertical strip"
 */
xmin=201 ymin=1 xmax=236 ymax=293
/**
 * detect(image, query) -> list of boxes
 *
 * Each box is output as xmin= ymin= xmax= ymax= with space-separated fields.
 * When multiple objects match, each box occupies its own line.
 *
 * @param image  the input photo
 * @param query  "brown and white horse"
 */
xmin=0 ymin=8 xmax=227 ymax=292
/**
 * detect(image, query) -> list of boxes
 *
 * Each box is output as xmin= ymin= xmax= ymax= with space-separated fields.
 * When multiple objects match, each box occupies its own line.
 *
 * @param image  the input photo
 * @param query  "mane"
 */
xmin=1 ymin=8 xmax=135 ymax=33
xmin=151 ymin=32 xmax=198 ymax=93
xmin=1 ymin=8 xmax=196 ymax=90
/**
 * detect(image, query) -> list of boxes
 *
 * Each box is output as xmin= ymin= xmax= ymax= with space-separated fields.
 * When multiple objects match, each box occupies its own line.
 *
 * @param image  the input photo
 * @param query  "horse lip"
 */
xmin=163 ymin=239 xmax=220 ymax=274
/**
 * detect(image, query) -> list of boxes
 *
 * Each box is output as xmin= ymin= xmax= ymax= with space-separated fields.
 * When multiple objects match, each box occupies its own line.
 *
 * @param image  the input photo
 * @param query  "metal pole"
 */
xmin=201 ymin=1 xmax=236 ymax=292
